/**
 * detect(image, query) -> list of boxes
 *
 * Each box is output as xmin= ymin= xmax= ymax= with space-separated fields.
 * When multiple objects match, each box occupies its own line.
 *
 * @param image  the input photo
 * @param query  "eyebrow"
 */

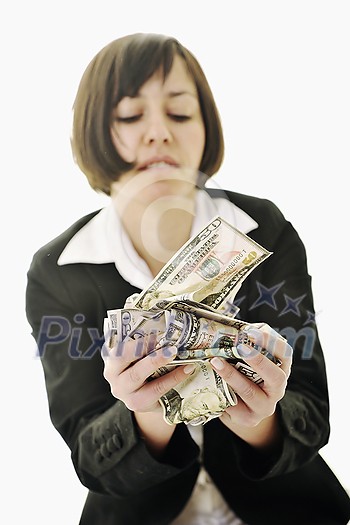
xmin=167 ymin=90 xmax=197 ymax=99
xmin=126 ymin=90 xmax=198 ymax=100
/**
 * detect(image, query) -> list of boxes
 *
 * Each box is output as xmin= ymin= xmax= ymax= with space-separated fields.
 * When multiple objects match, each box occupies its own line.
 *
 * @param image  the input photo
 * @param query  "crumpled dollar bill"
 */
xmin=104 ymin=215 xmax=276 ymax=425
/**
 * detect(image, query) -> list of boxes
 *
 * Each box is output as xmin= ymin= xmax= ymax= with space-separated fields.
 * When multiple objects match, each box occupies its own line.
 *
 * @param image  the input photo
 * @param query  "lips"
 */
xmin=137 ymin=156 xmax=179 ymax=171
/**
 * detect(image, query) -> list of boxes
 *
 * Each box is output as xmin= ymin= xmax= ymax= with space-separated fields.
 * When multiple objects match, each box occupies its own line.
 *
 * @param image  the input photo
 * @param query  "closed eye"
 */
xmin=115 ymin=115 xmax=142 ymax=123
xmin=169 ymin=114 xmax=191 ymax=122
xmin=115 ymin=114 xmax=191 ymax=124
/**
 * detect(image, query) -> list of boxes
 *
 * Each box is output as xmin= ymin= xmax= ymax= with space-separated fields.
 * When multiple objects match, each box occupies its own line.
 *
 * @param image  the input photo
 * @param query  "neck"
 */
xmin=112 ymin=192 xmax=197 ymax=277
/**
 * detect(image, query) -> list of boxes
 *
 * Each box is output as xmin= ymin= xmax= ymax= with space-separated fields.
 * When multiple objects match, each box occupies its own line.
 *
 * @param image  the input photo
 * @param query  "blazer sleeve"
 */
xmin=225 ymin=197 xmax=331 ymax=479
xmin=25 ymin=248 xmax=200 ymax=499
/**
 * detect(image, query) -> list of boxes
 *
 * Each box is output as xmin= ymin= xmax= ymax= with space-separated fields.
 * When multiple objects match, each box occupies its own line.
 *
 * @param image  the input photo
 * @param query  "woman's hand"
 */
xmin=101 ymin=335 xmax=196 ymax=457
xmin=101 ymin=335 xmax=195 ymax=414
xmin=210 ymin=323 xmax=293 ymax=450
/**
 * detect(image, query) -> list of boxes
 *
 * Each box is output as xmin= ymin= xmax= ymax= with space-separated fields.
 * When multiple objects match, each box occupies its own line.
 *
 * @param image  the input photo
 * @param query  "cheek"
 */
xmin=110 ymin=127 xmax=137 ymax=163
xmin=190 ymin=123 xmax=206 ymax=163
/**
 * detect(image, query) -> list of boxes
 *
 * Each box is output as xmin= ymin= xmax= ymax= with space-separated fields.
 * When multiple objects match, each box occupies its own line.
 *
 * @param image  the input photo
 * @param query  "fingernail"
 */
xmin=236 ymin=343 xmax=249 ymax=357
xmin=183 ymin=363 xmax=197 ymax=375
xmin=237 ymin=343 xmax=258 ymax=359
xmin=211 ymin=357 xmax=224 ymax=370
xmin=162 ymin=346 xmax=178 ymax=358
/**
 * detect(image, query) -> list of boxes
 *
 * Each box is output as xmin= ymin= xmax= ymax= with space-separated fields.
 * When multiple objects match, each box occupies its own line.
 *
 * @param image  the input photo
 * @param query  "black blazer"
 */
xmin=26 ymin=189 xmax=350 ymax=524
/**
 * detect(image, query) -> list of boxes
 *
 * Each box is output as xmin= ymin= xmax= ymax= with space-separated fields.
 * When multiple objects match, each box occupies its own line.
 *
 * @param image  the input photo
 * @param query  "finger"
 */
xmin=102 ymin=339 xmax=151 ymax=388
xmin=240 ymin=328 xmax=293 ymax=377
xmin=270 ymin=338 xmax=293 ymax=377
xmin=105 ymin=345 xmax=177 ymax=398
xmin=210 ymin=357 xmax=264 ymax=408
xmin=211 ymin=353 xmax=287 ymax=401
xmin=127 ymin=362 xmax=197 ymax=412
xmin=119 ymin=346 xmax=190 ymax=395
xmin=103 ymin=335 xmax=154 ymax=370
xmin=238 ymin=345 xmax=289 ymax=390
xmin=245 ymin=325 xmax=293 ymax=358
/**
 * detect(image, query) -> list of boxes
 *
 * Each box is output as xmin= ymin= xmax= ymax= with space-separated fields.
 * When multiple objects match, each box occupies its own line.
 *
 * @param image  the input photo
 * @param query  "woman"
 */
xmin=25 ymin=33 xmax=350 ymax=524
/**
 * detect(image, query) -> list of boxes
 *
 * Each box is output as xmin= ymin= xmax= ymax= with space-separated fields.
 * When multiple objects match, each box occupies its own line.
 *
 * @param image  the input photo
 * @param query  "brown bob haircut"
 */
xmin=71 ymin=33 xmax=225 ymax=195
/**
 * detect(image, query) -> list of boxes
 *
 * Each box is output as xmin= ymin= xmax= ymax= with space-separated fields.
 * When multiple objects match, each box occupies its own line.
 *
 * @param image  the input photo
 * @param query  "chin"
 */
xmin=141 ymin=179 xmax=196 ymax=202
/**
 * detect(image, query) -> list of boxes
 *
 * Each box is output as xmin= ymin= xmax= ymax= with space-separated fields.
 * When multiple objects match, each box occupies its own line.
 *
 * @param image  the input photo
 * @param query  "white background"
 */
xmin=1 ymin=1 xmax=349 ymax=523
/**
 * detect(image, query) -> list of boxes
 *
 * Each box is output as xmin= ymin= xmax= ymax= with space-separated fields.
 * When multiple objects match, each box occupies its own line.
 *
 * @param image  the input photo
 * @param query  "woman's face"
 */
xmin=110 ymin=55 xmax=205 ymax=203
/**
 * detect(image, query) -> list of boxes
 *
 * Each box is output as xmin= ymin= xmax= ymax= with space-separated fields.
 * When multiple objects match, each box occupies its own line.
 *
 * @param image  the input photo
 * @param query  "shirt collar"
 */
xmin=58 ymin=189 xmax=258 ymax=290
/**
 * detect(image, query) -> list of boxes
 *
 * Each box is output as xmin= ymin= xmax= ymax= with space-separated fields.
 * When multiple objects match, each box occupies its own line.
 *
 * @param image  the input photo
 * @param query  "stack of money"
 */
xmin=104 ymin=216 xmax=273 ymax=425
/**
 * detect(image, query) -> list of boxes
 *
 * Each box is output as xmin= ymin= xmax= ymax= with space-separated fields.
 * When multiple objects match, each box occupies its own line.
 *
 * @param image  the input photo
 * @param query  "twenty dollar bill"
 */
xmin=132 ymin=216 xmax=271 ymax=311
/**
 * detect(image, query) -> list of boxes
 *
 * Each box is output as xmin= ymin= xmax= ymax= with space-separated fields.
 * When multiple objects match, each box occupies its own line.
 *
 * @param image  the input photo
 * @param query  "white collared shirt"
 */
xmin=58 ymin=189 xmax=257 ymax=283
xmin=58 ymin=189 xmax=255 ymax=525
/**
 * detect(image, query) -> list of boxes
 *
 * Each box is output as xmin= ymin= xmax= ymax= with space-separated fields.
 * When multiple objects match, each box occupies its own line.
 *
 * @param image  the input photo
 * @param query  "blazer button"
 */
xmin=99 ymin=442 xmax=113 ymax=459
xmin=105 ymin=435 xmax=121 ymax=453
xmin=295 ymin=417 xmax=307 ymax=432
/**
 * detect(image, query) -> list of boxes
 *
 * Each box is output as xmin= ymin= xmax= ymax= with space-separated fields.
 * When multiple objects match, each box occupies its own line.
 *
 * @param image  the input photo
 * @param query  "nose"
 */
xmin=143 ymin=114 xmax=172 ymax=145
